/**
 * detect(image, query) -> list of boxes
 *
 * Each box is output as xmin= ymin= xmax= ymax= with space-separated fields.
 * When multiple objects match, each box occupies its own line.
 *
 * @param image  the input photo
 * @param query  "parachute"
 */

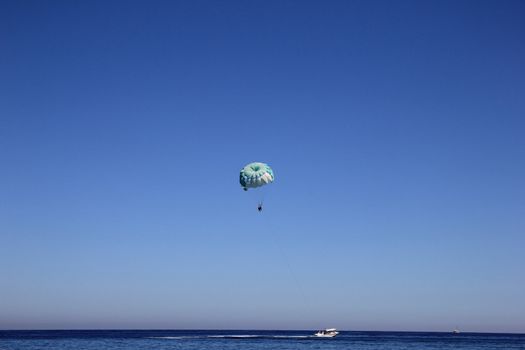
xmin=240 ymin=162 xmax=274 ymax=212
xmin=239 ymin=162 xmax=274 ymax=191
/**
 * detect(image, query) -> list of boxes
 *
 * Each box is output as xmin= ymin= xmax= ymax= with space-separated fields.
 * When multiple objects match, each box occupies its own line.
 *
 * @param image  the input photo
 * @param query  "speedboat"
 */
xmin=314 ymin=328 xmax=339 ymax=337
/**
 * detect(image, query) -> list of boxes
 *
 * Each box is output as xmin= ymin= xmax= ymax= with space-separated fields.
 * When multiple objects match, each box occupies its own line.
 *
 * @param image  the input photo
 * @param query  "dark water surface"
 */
xmin=1 ymin=330 xmax=524 ymax=349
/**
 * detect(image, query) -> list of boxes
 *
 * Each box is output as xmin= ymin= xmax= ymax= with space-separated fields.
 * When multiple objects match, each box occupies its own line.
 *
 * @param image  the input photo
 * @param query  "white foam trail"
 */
xmin=148 ymin=336 xmax=201 ymax=340
xmin=207 ymin=335 xmax=260 ymax=338
xmin=272 ymin=335 xmax=310 ymax=338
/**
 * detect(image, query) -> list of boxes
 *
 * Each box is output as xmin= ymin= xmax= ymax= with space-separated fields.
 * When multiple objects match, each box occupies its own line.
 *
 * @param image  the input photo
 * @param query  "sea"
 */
xmin=1 ymin=330 xmax=525 ymax=350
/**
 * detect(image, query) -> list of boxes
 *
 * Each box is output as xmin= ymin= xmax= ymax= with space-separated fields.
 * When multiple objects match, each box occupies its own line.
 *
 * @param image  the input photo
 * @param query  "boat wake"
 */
xmin=150 ymin=334 xmax=313 ymax=340
xmin=148 ymin=336 xmax=202 ymax=340
xmin=208 ymin=335 xmax=261 ymax=339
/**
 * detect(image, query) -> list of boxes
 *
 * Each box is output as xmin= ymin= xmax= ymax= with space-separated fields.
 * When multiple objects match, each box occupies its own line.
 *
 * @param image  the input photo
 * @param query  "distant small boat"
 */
xmin=452 ymin=328 xmax=460 ymax=334
xmin=314 ymin=328 xmax=339 ymax=337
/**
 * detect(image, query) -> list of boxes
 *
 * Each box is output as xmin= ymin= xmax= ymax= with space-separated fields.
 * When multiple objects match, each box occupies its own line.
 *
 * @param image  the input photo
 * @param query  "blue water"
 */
xmin=1 ymin=330 xmax=525 ymax=349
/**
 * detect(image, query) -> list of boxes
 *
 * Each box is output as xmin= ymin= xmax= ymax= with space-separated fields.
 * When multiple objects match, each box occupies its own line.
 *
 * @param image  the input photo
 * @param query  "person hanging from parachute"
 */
xmin=239 ymin=162 xmax=274 ymax=212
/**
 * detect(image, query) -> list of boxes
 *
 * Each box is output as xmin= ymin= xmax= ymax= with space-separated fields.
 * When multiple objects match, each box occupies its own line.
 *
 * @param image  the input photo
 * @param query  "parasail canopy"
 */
xmin=240 ymin=162 xmax=274 ymax=191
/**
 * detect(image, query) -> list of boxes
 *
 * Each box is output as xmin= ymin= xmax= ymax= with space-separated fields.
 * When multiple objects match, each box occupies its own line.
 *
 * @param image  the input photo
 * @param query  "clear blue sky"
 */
xmin=1 ymin=0 xmax=524 ymax=332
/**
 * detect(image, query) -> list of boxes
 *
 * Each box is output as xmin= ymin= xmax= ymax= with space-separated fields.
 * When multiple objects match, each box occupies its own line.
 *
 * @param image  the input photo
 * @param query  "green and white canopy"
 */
xmin=239 ymin=162 xmax=274 ymax=191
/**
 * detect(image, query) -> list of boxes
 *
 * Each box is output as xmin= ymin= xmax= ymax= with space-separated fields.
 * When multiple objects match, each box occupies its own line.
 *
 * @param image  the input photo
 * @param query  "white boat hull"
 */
xmin=314 ymin=333 xmax=338 ymax=337
xmin=314 ymin=329 xmax=339 ymax=338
